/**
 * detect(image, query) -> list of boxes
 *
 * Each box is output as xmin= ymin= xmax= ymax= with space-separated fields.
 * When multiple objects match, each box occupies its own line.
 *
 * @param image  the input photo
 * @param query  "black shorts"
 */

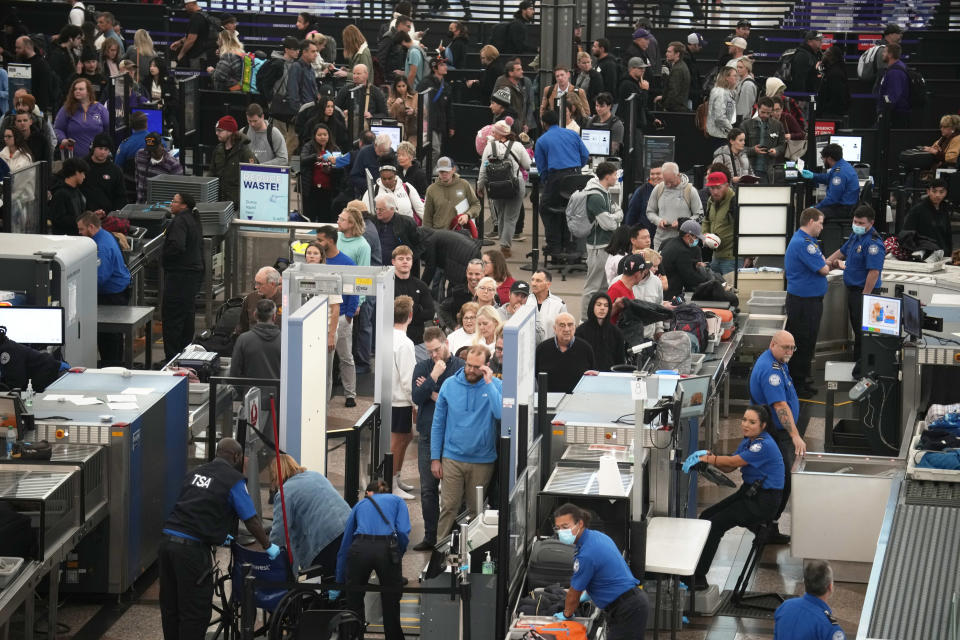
xmin=391 ymin=406 xmax=413 ymax=434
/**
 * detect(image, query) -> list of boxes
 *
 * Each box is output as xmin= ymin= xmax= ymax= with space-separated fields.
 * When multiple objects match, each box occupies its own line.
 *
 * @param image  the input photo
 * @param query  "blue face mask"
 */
xmin=690 ymin=238 xmax=700 ymax=247
xmin=557 ymin=525 xmax=578 ymax=545
xmin=851 ymin=224 xmax=867 ymax=236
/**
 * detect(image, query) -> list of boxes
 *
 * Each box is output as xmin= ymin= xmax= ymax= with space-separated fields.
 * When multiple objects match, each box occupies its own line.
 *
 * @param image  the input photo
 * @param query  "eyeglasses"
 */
xmin=477 ymin=286 xmax=495 ymax=292
xmin=462 ymin=315 xmax=477 ymax=321
xmin=776 ymin=344 xmax=797 ymax=351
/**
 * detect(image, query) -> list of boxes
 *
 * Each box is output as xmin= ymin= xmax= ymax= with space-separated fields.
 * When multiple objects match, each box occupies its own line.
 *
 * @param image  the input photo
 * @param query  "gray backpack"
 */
xmin=655 ymin=331 xmax=693 ymax=374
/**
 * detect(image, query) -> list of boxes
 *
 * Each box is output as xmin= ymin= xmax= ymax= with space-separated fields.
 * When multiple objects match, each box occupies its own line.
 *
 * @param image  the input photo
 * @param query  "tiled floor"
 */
xmin=35 ymin=205 xmax=865 ymax=638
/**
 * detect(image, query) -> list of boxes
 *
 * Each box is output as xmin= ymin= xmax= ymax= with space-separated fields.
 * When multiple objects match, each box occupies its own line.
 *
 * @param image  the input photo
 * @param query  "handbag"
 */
xmin=785 ymin=138 xmax=807 ymax=161
xmin=366 ymin=496 xmax=402 ymax=564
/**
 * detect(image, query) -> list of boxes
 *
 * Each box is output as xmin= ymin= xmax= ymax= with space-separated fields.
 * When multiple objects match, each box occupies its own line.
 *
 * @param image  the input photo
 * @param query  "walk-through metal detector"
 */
xmin=280 ymin=263 xmax=396 ymax=477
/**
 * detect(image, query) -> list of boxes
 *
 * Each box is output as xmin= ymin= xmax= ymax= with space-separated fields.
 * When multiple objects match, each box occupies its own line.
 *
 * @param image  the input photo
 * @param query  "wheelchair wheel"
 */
xmin=268 ymin=590 xmax=325 ymax=640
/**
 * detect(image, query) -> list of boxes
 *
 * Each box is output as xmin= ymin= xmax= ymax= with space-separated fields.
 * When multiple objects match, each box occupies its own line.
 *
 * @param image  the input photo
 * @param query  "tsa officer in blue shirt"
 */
xmin=749 ymin=331 xmax=806 ymax=544
xmin=335 ymin=479 xmax=411 ymax=640
xmin=534 ymin=109 xmax=590 ymax=257
xmin=774 ymin=560 xmax=846 ymax=640
xmin=552 ymin=503 xmax=649 ymax=639
xmin=824 ymin=204 xmax=885 ymax=368
xmin=685 ymin=405 xmax=785 ymax=590
xmin=800 ymin=143 xmax=860 ymax=220
xmin=784 ymin=208 xmax=830 ymax=399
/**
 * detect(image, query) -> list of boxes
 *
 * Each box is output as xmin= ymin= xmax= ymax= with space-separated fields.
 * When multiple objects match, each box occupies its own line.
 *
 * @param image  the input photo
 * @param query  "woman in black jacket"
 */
xmin=146 ymin=56 xmax=179 ymax=133
xmin=396 ymin=141 xmax=428 ymax=196
xmin=816 ymin=45 xmax=850 ymax=117
xmin=472 ymin=46 xmax=505 ymax=106
xmin=443 ymin=22 xmax=471 ymax=69
xmin=575 ymin=292 xmax=627 ymax=371
xmin=299 ymin=123 xmax=343 ymax=223
xmin=304 ymin=97 xmax=350 ymax=152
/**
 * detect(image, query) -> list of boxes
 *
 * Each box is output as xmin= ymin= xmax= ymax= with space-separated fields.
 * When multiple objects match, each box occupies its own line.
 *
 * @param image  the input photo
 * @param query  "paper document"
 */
xmin=121 ymin=387 xmax=153 ymax=395
xmin=454 ymin=199 xmax=469 ymax=214
xmin=108 ymin=402 xmax=139 ymax=411
xmin=71 ymin=397 xmax=103 ymax=406
xmin=107 ymin=395 xmax=137 ymax=403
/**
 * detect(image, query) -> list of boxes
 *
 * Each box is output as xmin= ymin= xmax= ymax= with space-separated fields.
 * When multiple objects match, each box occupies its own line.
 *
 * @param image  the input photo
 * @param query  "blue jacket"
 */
xmin=534 ymin=125 xmax=589 ymax=182
xmin=270 ymin=471 xmax=351 ymax=573
xmin=115 ymin=129 xmax=148 ymax=168
xmin=774 ymin=592 xmax=845 ymax=640
xmin=91 ymin=227 xmax=131 ymax=294
xmin=350 ymin=144 xmax=381 ymax=196
xmin=412 ymin=355 xmax=465 ymax=435
xmin=336 ymin=494 xmax=411 ymax=583
xmin=430 ymin=369 xmax=503 ymax=463
xmin=812 ymin=158 xmax=859 ymax=209
xmin=625 ymin=181 xmax=656 ymax=232
xmin=325 ymin=252 xmax=358 ymax=317
xmin=879 ymin=59 xmax=910 ymax=114
xmin=287 ymin=59 xmax=316 ymax=111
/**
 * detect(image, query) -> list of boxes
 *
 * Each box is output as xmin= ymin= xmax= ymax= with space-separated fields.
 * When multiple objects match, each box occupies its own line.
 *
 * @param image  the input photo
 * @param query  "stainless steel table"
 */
xmin=97 ymin=305 xmax=155 ymax=369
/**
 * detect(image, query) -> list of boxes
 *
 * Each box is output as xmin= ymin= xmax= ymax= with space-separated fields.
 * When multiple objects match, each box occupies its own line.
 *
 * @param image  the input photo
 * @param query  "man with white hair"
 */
xmin=373 ymin=192 xmax=422 ymax=266
xmin=363 ymin=158 xmax=424 ymax=222
xmin=351 ymin=133 xmax=395 ymax=197
xmin=237 ymin=266 xmax=283 ymax=335
xmin=535 ymin=312 xmax=595 ymax=393
xmin=646 ymin=162 xmax=703 ymax=250
xmin=334 ymin=63 xmax=388 ymax=129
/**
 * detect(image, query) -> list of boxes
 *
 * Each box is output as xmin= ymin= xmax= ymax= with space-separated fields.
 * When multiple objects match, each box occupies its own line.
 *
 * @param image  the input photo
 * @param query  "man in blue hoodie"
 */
xmin=877 ymin=42 xmax=911 ymax=128
xmin=430 ymin=344 xmax=502 ymax=540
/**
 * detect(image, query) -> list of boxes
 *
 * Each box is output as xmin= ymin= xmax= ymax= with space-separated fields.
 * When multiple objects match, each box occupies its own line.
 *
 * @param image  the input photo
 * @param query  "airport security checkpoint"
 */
xmin=3 ymin=0 xmax=960 ymax=638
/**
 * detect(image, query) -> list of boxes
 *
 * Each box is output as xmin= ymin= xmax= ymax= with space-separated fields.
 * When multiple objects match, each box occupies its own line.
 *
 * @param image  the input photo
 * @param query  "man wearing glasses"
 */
xmin=748 ymin=330 xmax=806 ymax=545
xmin=236 ymin=266 xmax=283 ymax=335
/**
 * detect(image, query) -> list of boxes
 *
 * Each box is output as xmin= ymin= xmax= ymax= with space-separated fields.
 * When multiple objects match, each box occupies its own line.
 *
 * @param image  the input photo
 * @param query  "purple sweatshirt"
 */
xmin=879 ymin=60 xmax=910 ymax=114
xmin=54 ymin=102 xmax=111 ymax=158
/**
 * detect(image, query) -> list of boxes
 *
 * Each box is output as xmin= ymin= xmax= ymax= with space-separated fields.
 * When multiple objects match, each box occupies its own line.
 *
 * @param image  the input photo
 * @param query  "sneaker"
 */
xmin=345 ymin=397 xmax=357 ymax=408
xmin=397 ymin=478 xmax=415 ymax=492
xmin=513 ymin=233 xmax=527 ymax=241
xmin=392 ymin=485 xmax=415 ymax=500
xmin=413 ymin=539 xmax=436 ymax=551
xmin=499 ymin=246 xmax=512 ymax=258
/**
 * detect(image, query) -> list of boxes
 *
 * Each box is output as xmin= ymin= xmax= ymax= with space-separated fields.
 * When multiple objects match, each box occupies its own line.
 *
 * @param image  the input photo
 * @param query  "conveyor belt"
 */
xmin=867 ymin=503 xmax=960 ymax=639
xmin=904 ymin=479 xmax=960 ymax=508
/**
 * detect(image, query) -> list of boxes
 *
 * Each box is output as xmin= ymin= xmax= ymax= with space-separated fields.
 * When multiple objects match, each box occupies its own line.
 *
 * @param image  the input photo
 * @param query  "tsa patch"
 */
xmin=806 ymin=243 xmax=817 ymax=254
xmin=833 ymin=632 xmax=845 ymax=640
xmin=868 ymin=245 xmax=879 ymax=255
xmin=749 ymin=441 xmax=763 ymax=453
xmin=0 ymin=352 xmax=8 ymax=365
xmin=573 ymin=559 xmax=580 ymax=572
xmin=832 ymin=176 xmax=842 ymax=186
xmin=768 ymin=374 xmax=781 ymax=387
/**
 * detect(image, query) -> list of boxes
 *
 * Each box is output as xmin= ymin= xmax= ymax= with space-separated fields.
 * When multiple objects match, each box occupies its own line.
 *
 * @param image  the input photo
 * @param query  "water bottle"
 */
xmin=3 ymin=426 xmax=13 ymax=458
xmin=24 ymin=380 xmax=33 ymax=409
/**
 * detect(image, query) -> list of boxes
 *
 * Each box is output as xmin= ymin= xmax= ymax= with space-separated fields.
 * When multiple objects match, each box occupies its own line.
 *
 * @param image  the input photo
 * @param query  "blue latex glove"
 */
xmin=222 ymin=534 xmax=234 ymax=546
xmin=328 ymin=589 xmax=342 ymax=600
xmin=266 ymin=544 xmax=281 ymax=560
xmin=682 ymin=450 xmax=709 ymax=474
xmin=579 ymin=591 xmax=591 ymax=603
xmin=801 ymin=169 xmax=814 ymax=179
xmin=553 ymin=611 xmax=572 ymax=621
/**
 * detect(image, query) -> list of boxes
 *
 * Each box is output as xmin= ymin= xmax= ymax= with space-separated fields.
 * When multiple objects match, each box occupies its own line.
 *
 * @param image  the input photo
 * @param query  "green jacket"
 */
xmin=702 ymin=186 xmax=736 ymax=259
xmin=583 ymin=176 xmax=618 ymax=247
xmin=208 ymin=133 xmax=256 ymax=207
xmin=422 ymin=173 xmax=481 ymax=231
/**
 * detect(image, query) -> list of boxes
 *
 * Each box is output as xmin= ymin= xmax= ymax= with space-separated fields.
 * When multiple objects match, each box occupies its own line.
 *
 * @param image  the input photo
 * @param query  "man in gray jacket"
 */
xmin=243 ymin=103 xmax=289 ymax=166
xmin=646 ymin=162 xmax=703 ymax=250
xmin=229 ymin=300 xmax=282 ymax=383
xmin=743 ymin=97 xmax=786 ymax=183
xmin=581 ymin=162 xmax=623 ymax=321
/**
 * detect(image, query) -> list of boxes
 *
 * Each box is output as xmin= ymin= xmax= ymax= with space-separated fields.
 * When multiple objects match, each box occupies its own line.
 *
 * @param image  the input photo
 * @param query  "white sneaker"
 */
xmin=396 ymin=478 xmax=415 ymax=492
xmin=392 ymin=485 xmax=415 ymax=500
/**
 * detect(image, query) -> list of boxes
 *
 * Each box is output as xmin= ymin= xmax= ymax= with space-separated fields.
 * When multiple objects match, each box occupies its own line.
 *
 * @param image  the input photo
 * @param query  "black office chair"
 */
xmin=730 ymin=521 xmax=785 ymax=611
xmin=542 ymin=173 xmax=591 ymax=280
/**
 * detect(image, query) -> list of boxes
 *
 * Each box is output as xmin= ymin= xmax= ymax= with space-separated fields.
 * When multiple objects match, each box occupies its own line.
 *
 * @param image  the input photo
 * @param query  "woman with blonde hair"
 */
xmin=733 ymin=57 xmax=757 ymax=122
xmin=471 ymin=44 xmax=504 ymax=104
xmin=474 ymin=305 xmax=503 ymax=355
xmin=100 ymin=38 xmax=122 ymax=78
xmin=267 ymin=453 xmax=352 ymax=575
xmin=124 ymin=29 xmax=157 ymax=86
xmin=209 ymin=30 xmax=246 ymax=91
xmin=706 ymin=66 xmax=737 ymax=147
xmin=447 ymin=302 xmax=479 ymax=356
xmin=340 ymin=25 xmax=373 ymax=75
xmin=923 ymin=114 xmax=960 ymax=168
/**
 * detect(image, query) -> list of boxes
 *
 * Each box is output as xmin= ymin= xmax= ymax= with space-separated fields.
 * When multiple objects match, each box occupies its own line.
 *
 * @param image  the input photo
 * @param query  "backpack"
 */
xmin=907 ymin=67 xmax=927 ymax=108
xmin=256 ymin=57 xmax=285 ymax=103
xmin=242 ymin=123 xmax=278 ymax=157
xmin=526 ymin=621 xmax=588 ymax=640
xmin=774 ymin=48 xmax=797 ymax=84
xmin=695 ymin=99 xmax=709 ymax=137
xmin=268 ymin=61 xmax=296 ymax=122
xmin=195 ymin=296 xmax=244 ymax=356
xmin=201 ymin=11 xmax=223 ymax=36
xmin=670 ymin=303 xmax=709 ymax=353
xmin=651 ymin=181 xmax=695 ymax=211
xmin=655 ymin=330 xmax=693 ymax=374
xmin=565 ymin=186 xmax=605 ymax=238
xmin=485 ymin=140 xmax=521 ymax=200
xmin=858 ymin=44 xmax=884 ymax=82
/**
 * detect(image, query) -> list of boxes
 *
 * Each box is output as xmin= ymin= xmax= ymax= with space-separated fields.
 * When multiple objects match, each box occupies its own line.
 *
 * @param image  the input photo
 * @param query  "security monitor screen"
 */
xmin=0 ymin=307 xmax=65 ymax=345
xmin=581 ymin=128 xmax=612 ymax=156
xmin=830 ymin=135 xmax=862 ymax=163
xmin=902 ymin=294 xmax=922 ymax=340
xmin=861 ymin=294 xmax=901 ymax=337
xmin=370 ymin=125 xmax=402 ymax=150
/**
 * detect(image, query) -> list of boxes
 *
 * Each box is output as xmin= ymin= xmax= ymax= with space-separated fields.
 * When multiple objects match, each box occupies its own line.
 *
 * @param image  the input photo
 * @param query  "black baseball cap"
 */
xmin=510 ymin=281 xmax=530 ymax=296
xmin=736 ymin=19 xmax=751 ymax=27
xmin=282 ymin=36 xmax=300 ymax=50
xmin=620 ymin=254 xmax=650 ymax=276
xmin=883 ymin=23 xmax=903 ymax=35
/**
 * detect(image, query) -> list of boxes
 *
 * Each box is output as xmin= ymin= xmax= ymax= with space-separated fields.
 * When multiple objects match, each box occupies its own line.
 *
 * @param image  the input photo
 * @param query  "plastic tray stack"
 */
xmin=747 ymin=290 xmax=787 ymax=315
xmin=196 ymin=201 xmax=236 ymax=237
xmin=147 ymin=174 xmax=220 ymax=204
xmin=0 ymin=468 xmax=80 ymax=560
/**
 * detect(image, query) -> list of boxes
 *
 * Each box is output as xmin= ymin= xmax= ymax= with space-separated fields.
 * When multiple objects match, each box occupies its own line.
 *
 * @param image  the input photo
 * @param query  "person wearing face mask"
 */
xmin=551 ymin=503 xmax=649 ymax=638
xmin=749 ymin=331 xmax=805 ymax=545
xmin=824 ymin=205 xmax=885 ymax=370
xmin=659 ymin=220 xmax=711 ymax=301
xmin=799 ymin=143 xmax=860 ymax=221
xmin=683 ymin=405 xmax=785 ymax=591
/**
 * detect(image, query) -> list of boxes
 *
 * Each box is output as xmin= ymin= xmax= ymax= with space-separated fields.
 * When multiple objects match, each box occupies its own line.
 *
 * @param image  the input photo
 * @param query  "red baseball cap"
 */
xmin=705 ymin=171 xmax=728 ymax=187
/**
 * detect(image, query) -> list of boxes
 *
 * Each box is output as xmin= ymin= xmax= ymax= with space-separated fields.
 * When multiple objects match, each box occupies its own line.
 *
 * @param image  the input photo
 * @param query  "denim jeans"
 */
xmin=353 ymin=298 xmax=376 ymax=372
xmin=709 ymin=257 xmax=737 ymax=276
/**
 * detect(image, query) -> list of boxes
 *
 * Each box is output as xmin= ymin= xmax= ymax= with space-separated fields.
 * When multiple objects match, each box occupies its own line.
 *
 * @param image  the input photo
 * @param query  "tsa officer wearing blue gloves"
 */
xmin=749 ymin=330 xmax=806 ymax=545
xmin=800 ymin=143 xmax=860 ymax=220
xmin=552 ymin=503 xmax=649 ymax=639
xmin=160 ymin=438 xmax=280 ymax=640
xmin=336 ymin=479 xmax=411 ymax=640
xmin=824 ymin=204 xmax=885 ymax=367
xmin=685 ymin=405 xmax=785 ymax=590
xmin=774 ymin=559 xmax=846 ymax=639
xmin=784 ymin=208 xmax=830 ymax=399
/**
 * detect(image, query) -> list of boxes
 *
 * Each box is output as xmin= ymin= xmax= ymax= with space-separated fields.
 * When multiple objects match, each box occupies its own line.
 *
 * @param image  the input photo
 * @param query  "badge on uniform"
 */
xmin=768 ymin=374 xmax=781 ymax=386
xmin=832 ymin=176 xmax=842 ymax=185
xmin=832 ymin=631 xmax=844 ymax=640
xmin=0 ymin=353 xmax=9 ymax=365
xmin=749 ymin=441 xmax=763 ymax=452
xmin=856 ymin=246 xmax=862 ymax=253
xmin=868 ymin=245 xmax=879 ymax=255
xmin=573 ymin=559 xmax=580 ymax=572
xmin=806 ymin=244 xmax=817 ymax=254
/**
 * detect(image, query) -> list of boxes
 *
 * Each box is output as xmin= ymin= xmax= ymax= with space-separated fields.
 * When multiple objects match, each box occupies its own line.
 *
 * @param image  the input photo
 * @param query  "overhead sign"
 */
xmin=239 ymin=163 xmax=290 ymax=223
xmin=815 ymin=121 xmax=837 ymax=136
xmin=7 ymin=64 xmax=31 ymax=96
xmin=858 ymin=34 xmax=880 ymax=51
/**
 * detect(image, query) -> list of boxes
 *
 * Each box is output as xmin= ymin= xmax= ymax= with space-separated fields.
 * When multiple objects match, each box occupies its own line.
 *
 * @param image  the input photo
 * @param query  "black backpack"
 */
xmin=775 ymin=48 xmax=797 ymax=84
xmin=196 ymin=296 xmax=244 ymax=357
xmin=256 ymin=57 xmax=285 ymax=103
xmin=484 ymin=140 xmax=521 ymax=200
xmin=907 ymin=66 xmax=928 ymax=108
xmin=670 ymin=303 xmax=709 ymax=353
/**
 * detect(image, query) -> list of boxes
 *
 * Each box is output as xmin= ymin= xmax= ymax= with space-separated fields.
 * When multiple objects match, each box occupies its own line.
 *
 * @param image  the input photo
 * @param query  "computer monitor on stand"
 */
xmin=855 ymin=294 xmax=902 ymax=454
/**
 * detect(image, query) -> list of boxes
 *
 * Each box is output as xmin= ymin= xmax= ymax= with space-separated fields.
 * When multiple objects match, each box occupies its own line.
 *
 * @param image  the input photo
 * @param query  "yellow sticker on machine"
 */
xmin=355 ymin=277 xmax=373 ymax=286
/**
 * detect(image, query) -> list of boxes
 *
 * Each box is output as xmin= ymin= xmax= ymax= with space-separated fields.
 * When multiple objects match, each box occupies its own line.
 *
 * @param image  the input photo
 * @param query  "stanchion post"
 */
xmin=383 ymin=452 xmax=394 ymax=488
xmin=345 ymin=428 xmax=360 ymax=505
xmin=495 ymin=435 xmax=511 ymax=640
